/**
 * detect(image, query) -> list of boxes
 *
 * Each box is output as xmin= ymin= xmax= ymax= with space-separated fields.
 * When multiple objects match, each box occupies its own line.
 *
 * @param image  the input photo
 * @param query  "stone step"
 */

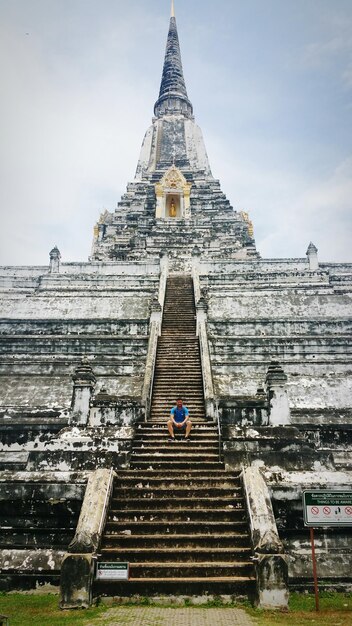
xmin=151 ymin=394 xmax=204 ymax=399
xmin=132 ymin=442 xmax=218 ymax=450
xmin=111 ymin=494 xmax=244 ymax=504
xmin=113 ymin=490 xmax=241 ymax=500
xmin=153 ymin=381 xmax=202 ymax=385
xmin=151 ymin=397 xmax=204 ymax=402
xmin=135 ymin=429 xmax=215 ymax=435
xmin=107 ymin=509 xmax=246 ymax=523
xmin=152 ymin=387 xmax=203 ymax=391
xmin=133 ymin=431 xmax=217 ymax=438
xmin=99 ymin=562 xmax=254 ymax=579
xmin=151 ymin=388 xmax=204 ymax=394
xmin=150 ymin=407 xmax=204 ymax=413
xmin=153 ymin=371 xmax=202 ymax=376
xmin=104 ymin=520 xmax=248 ymax=534
xmin=161 ymin=323 xmax=196 ymax=328
xmin=150 ymin=408 xmax=204 ymax=413
xmin=161 ymin=326 xmax=196 ymax=331
xmin=153 ymin=372 xmax=202 ymax=377
xmin=0 ymin=530 xmax=75 ymax=549
xmin=94 ymin=576 xmax=256 ymax=597
xmin=157 ymin=344 xmax=199 ymax=350
xmin=149 ymin=414 xmax=206 ymax=420
xmin=115 ymin=470 xmax=236 ymax=478
xmin=135 ymin=432 xmax=216 ymax=438
xmin=113 ymin=473 xmax=240 ymax=483
xmin=136 ymin=422 xmax=209 ymax=429
xmin=154 ymin=358 xmax=200 ymax=363
xmin=159 ymin=334 xmax=197 ymax=338
xmin=131 ymin=446 xmax=219 ymax=456
xmin=113 ymin=476 xmax=240 ymax=488
xmin=160 ymin=323 xmax=196 ymax=327
xmin=99 ymin=547 xmax=252 ymax=562
xmin=133 ymin=440 xmax=218 ymax=447
xmin=137 ymin=426 xmax=216 ymax=432
xmin=137 ymin=420 xmax=214 ymax=426
xmin=142 ymin=416 xmax=211 ymax=421
xmin=158 ymin=339 xmax=198 ymax=343
xmin=130 ymin=451 xmax=219 ymax=459
xmin=131 ymin=457 xmax=224 ymax=471
xmin=102 ymin=532 xmax=251 ymax=549
xmin=152 ymin=373 xmax=202 ymax=378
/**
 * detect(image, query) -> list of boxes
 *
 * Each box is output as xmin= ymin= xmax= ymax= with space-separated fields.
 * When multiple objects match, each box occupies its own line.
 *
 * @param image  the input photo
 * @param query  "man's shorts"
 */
xmin=173 ymin=422 xmax=186 ymax=430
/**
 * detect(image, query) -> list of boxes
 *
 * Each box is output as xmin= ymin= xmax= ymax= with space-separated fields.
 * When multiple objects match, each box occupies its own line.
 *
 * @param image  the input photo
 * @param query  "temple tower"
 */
xmin=91 ymin=2 xmax=258 ymax=265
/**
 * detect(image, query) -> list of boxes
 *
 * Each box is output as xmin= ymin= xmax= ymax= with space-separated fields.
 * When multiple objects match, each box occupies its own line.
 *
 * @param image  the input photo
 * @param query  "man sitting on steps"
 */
xmin=167 ymin=397 xmax=192 ymax=441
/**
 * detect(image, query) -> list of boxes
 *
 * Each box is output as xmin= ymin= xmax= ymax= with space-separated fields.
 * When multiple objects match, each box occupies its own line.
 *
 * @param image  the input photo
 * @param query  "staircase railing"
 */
xmin=192 ymin=262 xmax=216 ymax=421
xmin=141 ymin=255 xmax=168 ymax=422
xmin=215 ymin=401 xmax=222 ymax=462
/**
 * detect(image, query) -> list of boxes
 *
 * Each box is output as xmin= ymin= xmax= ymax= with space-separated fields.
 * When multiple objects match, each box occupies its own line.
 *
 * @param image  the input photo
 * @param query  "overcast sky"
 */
xmin=0 ymin=0 xmax=351 ymax=265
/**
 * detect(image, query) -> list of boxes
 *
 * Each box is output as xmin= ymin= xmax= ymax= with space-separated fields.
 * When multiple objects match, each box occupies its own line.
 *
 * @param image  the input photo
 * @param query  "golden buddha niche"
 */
xmin=169 ymin=198 xmax=177 ymax=217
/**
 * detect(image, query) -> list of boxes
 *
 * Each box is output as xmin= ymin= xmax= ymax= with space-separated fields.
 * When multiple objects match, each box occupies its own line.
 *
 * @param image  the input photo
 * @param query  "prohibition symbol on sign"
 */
xmin=311 ymin=507 xmax=319 ymax=516
xmin=323 ymin=506 xmax=331 ymax=515
xmin=345 ymin=507 xmax=352 ymax=516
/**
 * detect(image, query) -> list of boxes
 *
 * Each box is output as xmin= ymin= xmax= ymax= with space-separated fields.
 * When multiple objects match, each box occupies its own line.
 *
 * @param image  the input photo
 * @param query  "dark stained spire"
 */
xmin=154 ymin=4 xmax=193 ymax=119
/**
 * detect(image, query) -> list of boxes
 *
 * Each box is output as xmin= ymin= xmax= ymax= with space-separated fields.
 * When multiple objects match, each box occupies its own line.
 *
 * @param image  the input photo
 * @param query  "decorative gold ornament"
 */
xmin=169 ymin=198 xmax=177 ymax=217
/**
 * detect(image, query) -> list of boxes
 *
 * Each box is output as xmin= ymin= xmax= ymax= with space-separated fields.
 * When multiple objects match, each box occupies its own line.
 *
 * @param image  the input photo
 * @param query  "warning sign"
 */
xmin=96 ymin=562 xmax=129 ymax=581
xmin=303 ymin=491 xmax=352 ymax=527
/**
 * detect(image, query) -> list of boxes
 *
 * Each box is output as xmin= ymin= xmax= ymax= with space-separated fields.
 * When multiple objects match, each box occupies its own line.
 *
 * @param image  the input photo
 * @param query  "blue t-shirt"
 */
xmin=171 ymin=406 xmax=189 ymax=423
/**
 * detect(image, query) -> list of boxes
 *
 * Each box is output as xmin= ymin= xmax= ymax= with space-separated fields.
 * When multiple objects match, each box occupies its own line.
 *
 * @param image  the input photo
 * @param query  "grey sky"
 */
xmin=0 ymin=0 xmax=351 ymax=265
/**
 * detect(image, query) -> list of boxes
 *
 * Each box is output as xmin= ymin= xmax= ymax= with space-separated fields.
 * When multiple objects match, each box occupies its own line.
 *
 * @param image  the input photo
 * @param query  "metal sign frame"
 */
xmin=303 ymin=490 xmax=352 ymax=527
xmin=96 ymin=562 xmax=130 ymax=581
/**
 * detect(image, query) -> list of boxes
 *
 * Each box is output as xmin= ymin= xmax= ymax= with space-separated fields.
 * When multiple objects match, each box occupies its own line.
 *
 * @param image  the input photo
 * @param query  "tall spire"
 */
xmin=154 ymin=4 xmax=193 ymax=118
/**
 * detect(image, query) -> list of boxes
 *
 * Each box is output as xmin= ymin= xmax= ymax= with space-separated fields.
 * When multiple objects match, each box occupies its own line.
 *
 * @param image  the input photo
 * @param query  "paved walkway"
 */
xmin=93 ymin=606 xmax=255 ymax=626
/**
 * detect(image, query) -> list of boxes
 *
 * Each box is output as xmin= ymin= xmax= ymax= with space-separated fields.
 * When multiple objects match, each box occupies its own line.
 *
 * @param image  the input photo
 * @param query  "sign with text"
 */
xmin=303 ymin=491 xmax=352 ymax=527
xmin=96 ymin=562 xmax=129 ymax=581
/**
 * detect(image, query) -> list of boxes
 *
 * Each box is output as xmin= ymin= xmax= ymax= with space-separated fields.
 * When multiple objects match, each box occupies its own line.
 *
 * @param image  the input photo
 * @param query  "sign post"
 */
xmin=303 ymin=490 xmax=352 ymax=613
xmin=309 ymin=527 xmax=319 ymax=612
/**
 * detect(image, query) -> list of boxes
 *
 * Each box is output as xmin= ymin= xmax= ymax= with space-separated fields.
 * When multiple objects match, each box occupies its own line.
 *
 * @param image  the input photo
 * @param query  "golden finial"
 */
xmin=171 ymin=0 xmax=175 ymax=18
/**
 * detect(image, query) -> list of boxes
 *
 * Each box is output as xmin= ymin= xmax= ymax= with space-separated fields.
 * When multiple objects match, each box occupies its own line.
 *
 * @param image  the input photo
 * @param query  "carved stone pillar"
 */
xmin=70 ymin=360 xmax=96 ymax=426
xmin=49 ymin=246 xmax=61 ymax=273
xmin=265 ymin=361 xmax=290 ymax=426
xmin=306 ymin=241 xmax=319 ymax=271
xmin=242 ymin=465 xmax=289 ymax=609
xmin=60 ymin=469 xmax=115 ymax=609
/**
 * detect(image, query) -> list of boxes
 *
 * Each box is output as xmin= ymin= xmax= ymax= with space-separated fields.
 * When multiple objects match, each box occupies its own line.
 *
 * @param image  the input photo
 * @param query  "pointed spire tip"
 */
xmin=171 ymin=0 xmax=175 ymax=18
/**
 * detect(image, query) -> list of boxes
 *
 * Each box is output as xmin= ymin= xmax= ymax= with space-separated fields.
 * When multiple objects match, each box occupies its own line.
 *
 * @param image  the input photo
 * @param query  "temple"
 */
xmin=0 ymin=1 xmax=351 ymax=608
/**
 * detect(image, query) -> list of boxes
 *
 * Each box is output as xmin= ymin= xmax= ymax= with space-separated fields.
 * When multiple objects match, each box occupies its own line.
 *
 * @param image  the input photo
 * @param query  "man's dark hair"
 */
xmin=176 ymin=397 xmax=183 ymax=401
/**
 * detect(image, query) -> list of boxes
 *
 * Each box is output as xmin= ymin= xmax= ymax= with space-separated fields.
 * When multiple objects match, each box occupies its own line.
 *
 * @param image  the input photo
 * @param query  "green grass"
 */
xmin=0 ymin=593 xmax=105 ymax=626
xmin=0 ymin=591 xmax=351 ymax=626
xmin=248 ymin=592 xmax=352 ymax=626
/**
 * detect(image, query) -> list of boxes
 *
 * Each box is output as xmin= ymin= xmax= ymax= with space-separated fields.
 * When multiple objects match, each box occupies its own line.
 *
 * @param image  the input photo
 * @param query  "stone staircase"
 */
xmin=95 ymin=275 xmax=255 ymax=599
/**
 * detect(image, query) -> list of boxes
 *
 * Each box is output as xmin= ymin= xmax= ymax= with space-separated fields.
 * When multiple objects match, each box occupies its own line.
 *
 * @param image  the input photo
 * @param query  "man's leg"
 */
xmin=167 ymin=419 xmax=175 ymax=439
xmin=185 ymin=420 xmax=192 ymax=438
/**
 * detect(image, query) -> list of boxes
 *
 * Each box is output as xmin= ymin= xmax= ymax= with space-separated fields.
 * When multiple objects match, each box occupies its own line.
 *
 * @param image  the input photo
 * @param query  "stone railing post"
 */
xmin=265 ymin=361 xmax=291 ymax=426
xmin=60 ymin=468 xmax=115 ymax=609
xmin=49 ymin=246 xmax=61 ymax=273
xmin=242 ymin=465 xmax=289 ymax=609
xmin=70 ymin=360 xmax=96 ymax=426
xmin=306 ymin=241 xmax=319 ymax=271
